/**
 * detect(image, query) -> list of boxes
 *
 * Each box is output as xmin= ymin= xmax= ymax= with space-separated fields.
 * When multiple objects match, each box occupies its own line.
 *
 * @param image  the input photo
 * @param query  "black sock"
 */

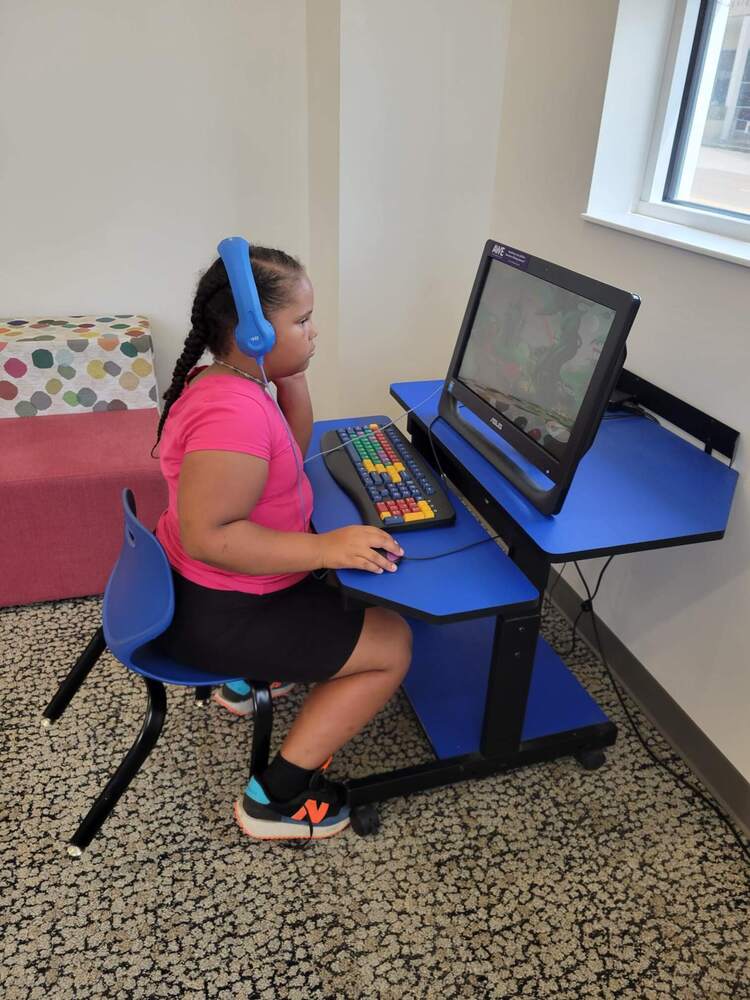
xmin=260 ymin=753 xmax=315 ymax=802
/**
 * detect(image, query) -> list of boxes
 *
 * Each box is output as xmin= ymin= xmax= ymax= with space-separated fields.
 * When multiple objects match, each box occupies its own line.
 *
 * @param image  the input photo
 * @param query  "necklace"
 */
xmin=213 ymin=359 xmax=267 ymax=388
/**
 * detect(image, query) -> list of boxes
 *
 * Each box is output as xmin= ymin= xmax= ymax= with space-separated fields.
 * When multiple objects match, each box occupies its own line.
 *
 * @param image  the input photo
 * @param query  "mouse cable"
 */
xmin=402 ymin=532 xmax=502 ymax=561
xmin=564 ymin=559 xmax=750 ymax=866
xmin=303 ymin=384 xmax=444 ymax=466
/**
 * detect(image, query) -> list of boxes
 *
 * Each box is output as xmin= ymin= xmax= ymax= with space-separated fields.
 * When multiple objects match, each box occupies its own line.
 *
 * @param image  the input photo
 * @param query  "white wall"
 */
xmin=0 ymin=0 xmax=310 ymax=394
xmin=337 ymin=0 xmax=510 ymax=418
xmin=492 ymin=0 xmax=750 ymax=778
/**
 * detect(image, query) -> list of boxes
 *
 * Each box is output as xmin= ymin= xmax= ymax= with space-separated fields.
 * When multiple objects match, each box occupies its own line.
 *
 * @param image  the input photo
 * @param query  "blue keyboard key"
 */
xmin=383 ymin=516 xmax=404 ymax=525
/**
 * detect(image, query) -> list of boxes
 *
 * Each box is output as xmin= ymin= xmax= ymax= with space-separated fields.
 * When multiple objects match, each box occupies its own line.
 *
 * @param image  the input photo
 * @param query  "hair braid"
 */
xmin=153 ymin=262 xmax=229 ymax=450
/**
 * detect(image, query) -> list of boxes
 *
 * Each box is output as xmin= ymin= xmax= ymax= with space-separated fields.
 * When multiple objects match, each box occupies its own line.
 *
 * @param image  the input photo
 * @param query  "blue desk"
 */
xmin=307 ymin=386 xmax=738 ymax=807
xmin=391 ymin=381 xmax=738 ymax=559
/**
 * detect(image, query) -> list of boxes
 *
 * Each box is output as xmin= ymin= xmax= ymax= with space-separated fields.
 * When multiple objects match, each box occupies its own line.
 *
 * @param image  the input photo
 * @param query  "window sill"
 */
xmin=582 ymin=209 xmax=750 ymax=269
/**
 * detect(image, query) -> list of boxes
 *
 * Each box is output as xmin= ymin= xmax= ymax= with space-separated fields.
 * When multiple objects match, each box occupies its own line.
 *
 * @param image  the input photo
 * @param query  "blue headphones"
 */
xmin=217 ymin=236 xmax=276 ymax=363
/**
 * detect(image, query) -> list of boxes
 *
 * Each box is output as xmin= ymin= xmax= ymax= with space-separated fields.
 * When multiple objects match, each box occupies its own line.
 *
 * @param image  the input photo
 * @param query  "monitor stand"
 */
xmin=437 ymin=387 xmax=569 ymax=516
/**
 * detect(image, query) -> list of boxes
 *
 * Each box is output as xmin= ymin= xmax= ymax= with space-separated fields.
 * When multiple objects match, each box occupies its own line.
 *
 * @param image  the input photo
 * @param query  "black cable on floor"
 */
xmin=562 ymin=559 xmax=750 ymax=866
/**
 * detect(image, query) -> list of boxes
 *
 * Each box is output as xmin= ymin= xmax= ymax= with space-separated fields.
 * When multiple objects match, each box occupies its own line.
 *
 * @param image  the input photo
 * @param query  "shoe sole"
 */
xmin=234 ymin=798 xmax=350 ymax=842
xmin=212 ymin=684 xmax=296 ymax=718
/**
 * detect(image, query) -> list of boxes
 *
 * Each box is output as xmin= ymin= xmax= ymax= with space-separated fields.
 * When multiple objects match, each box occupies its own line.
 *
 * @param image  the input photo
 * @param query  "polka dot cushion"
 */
xmin=0 ymin=315 xmax=159 ymax=418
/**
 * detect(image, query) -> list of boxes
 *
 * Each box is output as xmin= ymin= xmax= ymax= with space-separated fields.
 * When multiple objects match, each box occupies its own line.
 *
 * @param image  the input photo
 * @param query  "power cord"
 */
xmin=556 ymin=559 xmax=750 ymax=865
xmin=564 ymin=555 xmax=614 ymax=657
xmin=603 ymin=404 xmax=660 ymax=424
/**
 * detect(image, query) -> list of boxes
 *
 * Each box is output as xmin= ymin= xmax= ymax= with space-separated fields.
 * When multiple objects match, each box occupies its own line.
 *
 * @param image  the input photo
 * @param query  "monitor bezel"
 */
xmin=439 ymin=240 xmax=640 ymax=512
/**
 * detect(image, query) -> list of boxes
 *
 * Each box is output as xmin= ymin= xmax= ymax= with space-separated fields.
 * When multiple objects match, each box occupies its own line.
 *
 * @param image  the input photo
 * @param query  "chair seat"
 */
xmin=129 ymin=642 xmax=241 ymax=687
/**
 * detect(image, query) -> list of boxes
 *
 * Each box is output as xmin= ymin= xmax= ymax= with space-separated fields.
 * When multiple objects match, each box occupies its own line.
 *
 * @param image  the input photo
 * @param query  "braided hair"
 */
xmin=154 ymin=245 xmax=303 ymax=450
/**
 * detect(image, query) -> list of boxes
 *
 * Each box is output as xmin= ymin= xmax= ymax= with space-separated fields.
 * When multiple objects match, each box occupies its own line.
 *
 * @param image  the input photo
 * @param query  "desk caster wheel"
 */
xmin=575 ymin=748 xmax=606 ymax=771
xmin=350 ymin=804 xmax=380 ymax=837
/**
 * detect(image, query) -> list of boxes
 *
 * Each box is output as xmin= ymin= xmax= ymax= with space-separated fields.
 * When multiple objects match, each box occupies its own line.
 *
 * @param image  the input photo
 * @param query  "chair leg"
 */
xmin=68 ymin=675 xmax=167 ymax=856
xmin=249 ymin=683 xmax=273 ymax=777
xmin=194 ymin=686 xmax=212 ymax=706
xmin=43 ymin=626 xmax=106 ymax=724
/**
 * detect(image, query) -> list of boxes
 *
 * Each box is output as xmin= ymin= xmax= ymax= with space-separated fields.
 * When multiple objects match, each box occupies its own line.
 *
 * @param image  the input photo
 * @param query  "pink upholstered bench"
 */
xmin=1 ymin=408 xmax=167 ymax=607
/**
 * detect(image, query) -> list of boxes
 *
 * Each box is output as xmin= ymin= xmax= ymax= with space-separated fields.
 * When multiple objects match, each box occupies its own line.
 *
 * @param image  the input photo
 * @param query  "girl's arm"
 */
xmin=178 ymin=450 xmax=402 ymax=575
xmin=274 ymin=372 xmax=313 ymax=455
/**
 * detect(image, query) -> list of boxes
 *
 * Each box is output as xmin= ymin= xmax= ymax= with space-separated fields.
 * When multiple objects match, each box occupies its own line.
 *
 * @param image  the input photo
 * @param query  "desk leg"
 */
xmin=480 ymin=610 xmax=541 ymax=758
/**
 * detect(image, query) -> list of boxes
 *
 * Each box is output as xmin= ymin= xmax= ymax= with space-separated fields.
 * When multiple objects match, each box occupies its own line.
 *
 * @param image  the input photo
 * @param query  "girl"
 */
xmin=154 ymin=245 xmax=411 ymax=841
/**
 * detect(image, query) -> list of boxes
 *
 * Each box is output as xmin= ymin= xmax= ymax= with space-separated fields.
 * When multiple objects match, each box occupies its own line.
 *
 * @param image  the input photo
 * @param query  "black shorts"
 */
xmin=156 ymin=571 xmax=366 ymax=684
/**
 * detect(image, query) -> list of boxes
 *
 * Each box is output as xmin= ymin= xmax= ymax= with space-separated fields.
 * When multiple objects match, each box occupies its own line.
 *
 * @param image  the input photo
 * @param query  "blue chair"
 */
xmin=42 ymin=489 xmax=274 ymax=857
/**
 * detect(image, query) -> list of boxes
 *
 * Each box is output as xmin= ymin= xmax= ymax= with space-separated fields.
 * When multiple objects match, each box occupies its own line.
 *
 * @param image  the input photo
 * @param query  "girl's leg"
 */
xmin=278 ymin=606 xmax=412 ymax=769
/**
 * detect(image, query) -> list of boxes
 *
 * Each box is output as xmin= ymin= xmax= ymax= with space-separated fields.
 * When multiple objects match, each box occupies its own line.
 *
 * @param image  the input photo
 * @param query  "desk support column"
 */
xmin=480 ymin=611 xmax=540 ymax=757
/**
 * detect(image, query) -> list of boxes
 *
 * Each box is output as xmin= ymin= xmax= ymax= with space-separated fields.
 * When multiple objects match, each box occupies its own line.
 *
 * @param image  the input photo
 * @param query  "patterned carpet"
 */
xmin=1 ymin=593 xmax=748 ymax=1000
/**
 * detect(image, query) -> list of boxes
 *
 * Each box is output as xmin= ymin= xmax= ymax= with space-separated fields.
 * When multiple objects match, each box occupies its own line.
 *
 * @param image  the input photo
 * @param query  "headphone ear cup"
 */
xmin=236 ymin=314 xmax=275 ymax=359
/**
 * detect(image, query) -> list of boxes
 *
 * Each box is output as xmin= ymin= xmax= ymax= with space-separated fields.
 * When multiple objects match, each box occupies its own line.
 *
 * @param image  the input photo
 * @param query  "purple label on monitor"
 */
xmin=490 ymin=243 xmax=529 ymax=270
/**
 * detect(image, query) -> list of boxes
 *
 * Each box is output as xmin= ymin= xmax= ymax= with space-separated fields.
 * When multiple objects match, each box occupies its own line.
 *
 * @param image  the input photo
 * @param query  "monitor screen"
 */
xmin=456 ymin=261 xmax=618 ymax=462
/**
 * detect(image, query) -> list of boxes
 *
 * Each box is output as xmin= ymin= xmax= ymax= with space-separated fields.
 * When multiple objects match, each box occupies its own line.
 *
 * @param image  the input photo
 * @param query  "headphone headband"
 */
xmin=217 ymin=236 xmax=276 ymax=362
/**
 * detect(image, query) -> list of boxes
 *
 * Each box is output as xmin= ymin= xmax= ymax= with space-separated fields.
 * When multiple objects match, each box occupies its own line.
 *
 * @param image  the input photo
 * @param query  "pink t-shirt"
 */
xmin=156 ymin=369 xmax=314 ymax=595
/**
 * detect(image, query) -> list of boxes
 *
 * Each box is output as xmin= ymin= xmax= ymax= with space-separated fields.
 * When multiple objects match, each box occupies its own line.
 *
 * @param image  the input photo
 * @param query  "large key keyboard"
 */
xmin=320 ymin=422 xmax=455 ymax=532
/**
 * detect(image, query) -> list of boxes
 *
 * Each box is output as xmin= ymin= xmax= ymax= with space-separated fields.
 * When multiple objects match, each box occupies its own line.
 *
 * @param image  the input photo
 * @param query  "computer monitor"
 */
xmin=439 ymin=240 xmax=640 ymax=515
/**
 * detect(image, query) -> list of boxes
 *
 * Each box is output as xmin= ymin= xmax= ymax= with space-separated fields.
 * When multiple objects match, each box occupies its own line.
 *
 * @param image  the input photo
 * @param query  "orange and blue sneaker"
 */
xmin=234 ymin=770 xmax=350 ymax=841
xmin=213 ymin=679 xmax=296 ymax=718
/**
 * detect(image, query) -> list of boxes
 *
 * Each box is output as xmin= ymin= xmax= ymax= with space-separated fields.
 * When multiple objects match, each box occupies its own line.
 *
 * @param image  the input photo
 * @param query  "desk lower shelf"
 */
xmin=404 ymin=617 xmax=611 ymax=760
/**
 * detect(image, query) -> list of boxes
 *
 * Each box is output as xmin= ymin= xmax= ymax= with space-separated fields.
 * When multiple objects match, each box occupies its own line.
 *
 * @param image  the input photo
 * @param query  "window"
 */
xmin=663 ymin=0 xmax=750 ymax=218
xmin=585 ymin=0 xmax=750 ymax=267
xmin=640 ymin=0 xmax=750 ymax=242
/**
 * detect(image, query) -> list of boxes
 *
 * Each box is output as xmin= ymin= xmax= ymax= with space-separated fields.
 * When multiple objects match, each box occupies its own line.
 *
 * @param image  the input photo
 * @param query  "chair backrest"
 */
xmin=103 ymin=489 xmax=175 ymax=666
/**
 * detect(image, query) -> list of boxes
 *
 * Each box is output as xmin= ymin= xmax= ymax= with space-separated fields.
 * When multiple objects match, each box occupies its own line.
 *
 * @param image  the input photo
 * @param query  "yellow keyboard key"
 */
xmin=363 ymin=459 xmax=375 ymax=472
xmin=418 ymin=501 xmax=435 ymax=518
xmin=375 ymin=463 xmax=386 ymax=474
xmin=393 ymin=462 xmax=405 ymax=472
xmin=369 ymin=423 xmax=380 ymax=430
xmin=384 ymin=465 xmax=396 ymax=477
xmin=403 ymin=511 xmax=425 ymax=522
xmin=391 ymin=473 xmax=402 ymax=484
xmin=380 ymin=512 xmax=391 ymax=521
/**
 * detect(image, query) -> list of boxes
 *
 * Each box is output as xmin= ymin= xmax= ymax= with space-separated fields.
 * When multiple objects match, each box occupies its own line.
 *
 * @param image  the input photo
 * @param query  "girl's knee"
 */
xmin=375 ymin=609 xmax=412 ymax=676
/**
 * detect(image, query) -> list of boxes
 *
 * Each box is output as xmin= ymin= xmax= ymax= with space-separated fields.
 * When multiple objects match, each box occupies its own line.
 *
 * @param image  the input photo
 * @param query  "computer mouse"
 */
xmin=375 ymin=548 xmax=402 ymax=567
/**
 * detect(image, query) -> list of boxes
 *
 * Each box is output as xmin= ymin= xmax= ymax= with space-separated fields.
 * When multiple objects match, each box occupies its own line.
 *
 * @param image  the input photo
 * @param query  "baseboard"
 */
xmin=548 ymin=569 xmax=750 ymax=840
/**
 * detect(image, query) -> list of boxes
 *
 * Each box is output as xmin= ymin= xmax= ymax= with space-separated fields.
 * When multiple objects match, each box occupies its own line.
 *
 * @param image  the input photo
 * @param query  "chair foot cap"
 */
xmin=67 ymin=845 xmax=83 ymax=858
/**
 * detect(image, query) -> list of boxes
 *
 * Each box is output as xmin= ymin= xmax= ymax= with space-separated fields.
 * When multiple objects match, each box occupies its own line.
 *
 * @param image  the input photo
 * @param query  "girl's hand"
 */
xmin=318 ymin=526 xmax=404 ymax=574
xmin=272 ymin=371 xmax=308 ymax=388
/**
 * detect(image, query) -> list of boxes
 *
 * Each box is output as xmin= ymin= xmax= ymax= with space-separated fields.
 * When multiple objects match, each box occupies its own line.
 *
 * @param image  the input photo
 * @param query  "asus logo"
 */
xmin=490 ymin=416 xmax=503 ymax=431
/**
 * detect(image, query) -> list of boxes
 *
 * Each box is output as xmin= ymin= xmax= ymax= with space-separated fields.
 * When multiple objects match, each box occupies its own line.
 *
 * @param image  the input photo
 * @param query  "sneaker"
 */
xmin=212 ymin=680 xmax=296 ymax=718
xmin=235 ymin=771 xmax=351 ymax=841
